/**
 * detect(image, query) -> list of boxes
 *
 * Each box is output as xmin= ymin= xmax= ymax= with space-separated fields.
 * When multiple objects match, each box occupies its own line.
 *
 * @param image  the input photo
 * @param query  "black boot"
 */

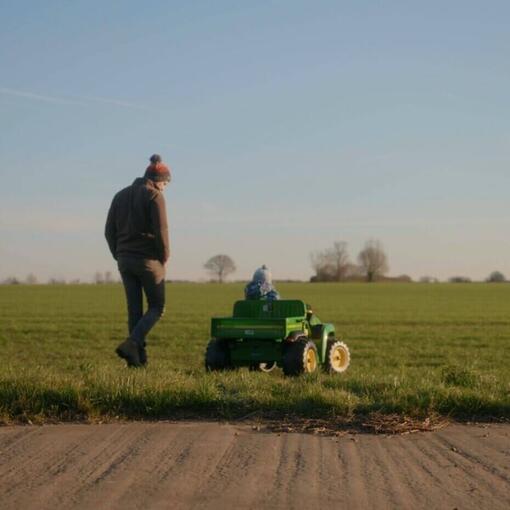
xmin=139 ymin=342 xmax=148 ymax=367
xmin=115 ymin=338 xmax=142 ymax=367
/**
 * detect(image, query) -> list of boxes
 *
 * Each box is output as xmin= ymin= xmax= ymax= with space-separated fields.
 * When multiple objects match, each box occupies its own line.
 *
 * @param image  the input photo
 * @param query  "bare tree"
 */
xmin=104 ymin=271 xmax=114 ymax=283
xmin=94 ymin=271 xmax=104 ymax=284
xmin=26 ymin=273 xmax=38 ymax=284
xmin=204 ymin=254 xmax=236 ymax=283
xmin=486 ymin=271 xmax=505 ymax=283
xmin=311 ymin=241 xmax=351 ymax=281
xmin=310 ymin=252 xmax=333 ymax=281
xmin=357 ymin=239 xmax=389 ymax=282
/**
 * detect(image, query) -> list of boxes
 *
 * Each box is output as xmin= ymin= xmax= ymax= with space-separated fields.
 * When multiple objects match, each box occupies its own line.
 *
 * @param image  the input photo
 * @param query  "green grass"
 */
xmin=1 ymin=282 xmax=509 ymax=424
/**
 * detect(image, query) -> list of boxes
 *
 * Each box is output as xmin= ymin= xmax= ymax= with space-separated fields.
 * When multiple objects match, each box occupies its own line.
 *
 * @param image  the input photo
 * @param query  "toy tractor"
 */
xmin=204 ymin=300 xmax=350 ymax=376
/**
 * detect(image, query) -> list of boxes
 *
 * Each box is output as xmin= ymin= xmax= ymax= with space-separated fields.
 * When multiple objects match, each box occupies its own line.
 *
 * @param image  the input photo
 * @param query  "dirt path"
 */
xmin=0 ymin=422 xmax=509 ymax=510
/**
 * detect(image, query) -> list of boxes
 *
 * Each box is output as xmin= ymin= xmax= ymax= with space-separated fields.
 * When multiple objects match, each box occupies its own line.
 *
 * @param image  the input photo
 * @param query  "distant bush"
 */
xmin=449 ymin=276 xmax=472 ymax=283
xmin=392 ymin=274 xmax=413 ymax=282
xmin=419 ymin=276 xmax=439 ymax=283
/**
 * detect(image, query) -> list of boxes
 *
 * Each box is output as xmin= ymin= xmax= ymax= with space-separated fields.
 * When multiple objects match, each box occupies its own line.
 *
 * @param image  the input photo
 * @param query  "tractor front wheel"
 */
xmin=205 ymin=338 xmax=232 ymax=371
xmin=325 ymin=339 xmax=350 ymax=374
xmin=282 ymin=338 xmax=318 ymax=376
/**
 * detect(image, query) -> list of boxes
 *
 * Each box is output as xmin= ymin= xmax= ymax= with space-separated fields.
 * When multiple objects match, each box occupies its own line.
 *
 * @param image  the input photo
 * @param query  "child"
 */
xmin=244 ymin=265 xmax=280 ymax=301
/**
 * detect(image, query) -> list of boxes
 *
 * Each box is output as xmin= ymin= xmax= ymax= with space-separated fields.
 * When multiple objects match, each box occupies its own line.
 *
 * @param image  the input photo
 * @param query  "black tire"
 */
xmin=205 ymin=338 xmax=232 ymax=371
xmin=249 ymin=361 xmax=277 ymax=373
xmin=282 ymin=338 xmax=318 ymax=376
xmin=324 ymin=338 xmax=350 ymax=374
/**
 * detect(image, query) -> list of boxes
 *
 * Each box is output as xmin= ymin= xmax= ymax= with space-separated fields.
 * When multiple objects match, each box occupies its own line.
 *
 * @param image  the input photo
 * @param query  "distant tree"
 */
xmin=394 ymin=274 xmax=413 ymax=282
xmin=94 ymin=271 xmax=105 ymax=284
xmin=104 ymin=271 xmax=114 ymax=283
xmin=449 ymin=276 xmax=471 ymax=283
xmin=357 ymin=239 xmax=389 ymax=282
xmin=48 ymin=277 xmax=66 ymax=284
xmin=26 ymin=273 xmax=38 ymax=284
xmin=311 ymin=241 xmax=350 ymax=282
xmin=310 ymin=251 xmax=334 ymax=281
xmin=2 ymin=276 xmax=20 ymax=285
xmin=204 ymin=254 xmax=236 ymax=283
xmin=486 ymin=271 xmax=505 ymax=283
xmin=419 ymin=276 xmax=439 ymax=283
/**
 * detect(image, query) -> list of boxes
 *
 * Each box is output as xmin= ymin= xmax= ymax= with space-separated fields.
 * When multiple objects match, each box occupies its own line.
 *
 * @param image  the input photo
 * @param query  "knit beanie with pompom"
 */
xmin=144 ymin=154 xmax=171 ymax=182
xmin=252 ymin=265 xmax=272 ymax=284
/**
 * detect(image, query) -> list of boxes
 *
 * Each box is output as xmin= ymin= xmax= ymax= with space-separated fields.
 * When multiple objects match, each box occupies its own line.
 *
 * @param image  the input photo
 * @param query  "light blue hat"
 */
xmin=252 ymin=265 xmax=272 ymax=284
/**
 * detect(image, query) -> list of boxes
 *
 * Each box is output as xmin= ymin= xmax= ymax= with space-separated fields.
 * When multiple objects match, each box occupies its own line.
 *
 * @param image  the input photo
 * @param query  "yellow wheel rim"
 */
xmin=331 ymin=345 xmax=348 ymax=371
xmin=305 ymin=348 xmax=317 ymax=372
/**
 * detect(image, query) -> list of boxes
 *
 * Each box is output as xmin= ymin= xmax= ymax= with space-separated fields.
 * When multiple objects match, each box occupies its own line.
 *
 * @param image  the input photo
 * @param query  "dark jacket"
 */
xmin=244 ymin=281 xmax=280 ymax=301
xmin=105 ymin=178 xmax=170 ymax=263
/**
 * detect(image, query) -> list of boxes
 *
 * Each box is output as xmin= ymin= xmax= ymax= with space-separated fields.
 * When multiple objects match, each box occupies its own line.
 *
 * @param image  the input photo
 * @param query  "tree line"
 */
xmin=1 ymin=254 xmax=507 ymax=284
xmin=201 ymin=243 xmax=508 ymax=284
xmin=201 ymin=240 xmax=390 ymax=283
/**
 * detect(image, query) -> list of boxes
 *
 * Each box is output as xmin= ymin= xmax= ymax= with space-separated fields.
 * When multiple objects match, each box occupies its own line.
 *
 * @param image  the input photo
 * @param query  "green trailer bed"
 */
xmin=211 ymin=316 xmax=306 ymax=340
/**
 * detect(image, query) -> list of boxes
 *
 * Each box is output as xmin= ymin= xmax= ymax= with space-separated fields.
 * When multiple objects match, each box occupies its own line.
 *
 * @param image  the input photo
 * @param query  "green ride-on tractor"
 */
xmin=205 ymin=300 xmax=350 ymax=376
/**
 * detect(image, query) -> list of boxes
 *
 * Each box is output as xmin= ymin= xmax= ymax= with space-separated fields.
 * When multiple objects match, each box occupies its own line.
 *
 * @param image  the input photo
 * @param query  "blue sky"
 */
xmin=1 ymin=1 xmax=509 ymax=282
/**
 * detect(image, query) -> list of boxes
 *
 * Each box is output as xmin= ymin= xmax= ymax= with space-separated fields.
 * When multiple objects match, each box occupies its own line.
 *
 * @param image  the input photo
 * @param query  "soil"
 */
xmin=0 ymin=422 xmax=509 ymax=509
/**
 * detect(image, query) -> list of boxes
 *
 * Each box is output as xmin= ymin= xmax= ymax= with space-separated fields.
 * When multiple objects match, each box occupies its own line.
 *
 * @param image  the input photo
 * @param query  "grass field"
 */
xmin=1 ymin=282 xmax=509 ymax=424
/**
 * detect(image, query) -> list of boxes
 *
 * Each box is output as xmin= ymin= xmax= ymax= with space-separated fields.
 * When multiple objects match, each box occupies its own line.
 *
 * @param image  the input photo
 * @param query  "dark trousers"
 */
xmin=118 ymin=256 xmax=166 ymax=346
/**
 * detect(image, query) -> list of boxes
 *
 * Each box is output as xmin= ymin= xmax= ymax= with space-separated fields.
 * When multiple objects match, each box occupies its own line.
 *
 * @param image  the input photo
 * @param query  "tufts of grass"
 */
xmin=441 ymin=365 xmax=479 ymax=388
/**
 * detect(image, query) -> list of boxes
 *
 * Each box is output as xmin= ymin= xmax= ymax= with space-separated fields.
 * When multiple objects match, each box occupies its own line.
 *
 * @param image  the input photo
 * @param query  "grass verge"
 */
xmin=1 ymin=282 xmax=509 ymax=426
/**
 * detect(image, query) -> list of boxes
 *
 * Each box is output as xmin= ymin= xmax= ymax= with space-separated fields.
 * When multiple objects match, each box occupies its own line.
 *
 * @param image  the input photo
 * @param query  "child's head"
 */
xmin=252 ymin=265 xmax=272 ymax=284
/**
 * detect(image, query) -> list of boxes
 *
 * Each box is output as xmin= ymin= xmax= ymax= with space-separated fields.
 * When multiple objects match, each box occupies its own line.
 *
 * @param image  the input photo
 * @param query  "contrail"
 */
xmin=0 ymin=87 xmax=87 ymax=106
xmin=76 ymin=95 xmax=153 ymax=110
xmin=0 ymin=87 xmax=152 ymax=110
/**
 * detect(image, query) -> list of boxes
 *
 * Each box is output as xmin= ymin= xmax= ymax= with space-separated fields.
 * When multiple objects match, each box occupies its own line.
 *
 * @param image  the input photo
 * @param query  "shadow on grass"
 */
xmin=1 ymin=377 xmax=509 ymax=426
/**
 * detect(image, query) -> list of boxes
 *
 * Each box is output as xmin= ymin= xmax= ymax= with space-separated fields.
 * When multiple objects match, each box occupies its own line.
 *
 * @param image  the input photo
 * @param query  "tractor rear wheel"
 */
xmin=282 ymin=338 xmax=318 ymax=376
xmin=205 ymin=338 xmax=232 ymax=371
xmin=324 ymin=339 xmax=350 ymax=374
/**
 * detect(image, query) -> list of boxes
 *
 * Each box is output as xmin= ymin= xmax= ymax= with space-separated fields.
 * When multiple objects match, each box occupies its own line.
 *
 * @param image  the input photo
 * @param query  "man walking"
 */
xmin=105 ymin=154 xmax=171 ymax=367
